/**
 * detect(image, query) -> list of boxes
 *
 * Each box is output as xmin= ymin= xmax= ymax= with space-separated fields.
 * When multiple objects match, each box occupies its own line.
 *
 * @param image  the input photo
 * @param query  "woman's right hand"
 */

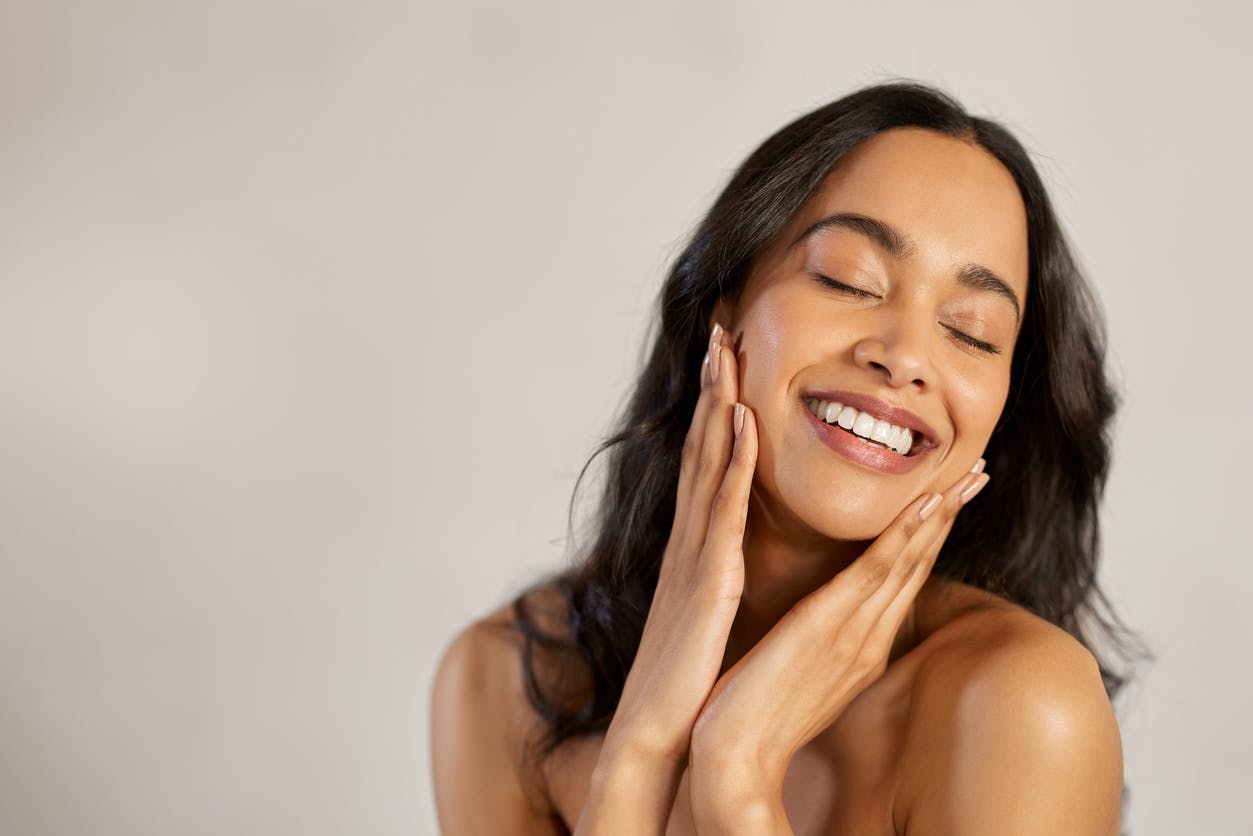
xmin=573 ymin=323 xmax=755 ymax=835
xmin=600 ymin=322 xmax=758 ymax=768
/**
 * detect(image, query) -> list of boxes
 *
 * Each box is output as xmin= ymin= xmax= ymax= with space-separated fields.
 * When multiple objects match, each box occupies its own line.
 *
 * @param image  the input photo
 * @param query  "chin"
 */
xmin=808 ymin=487 xmax=904 ymax=541
xmin=760 ymin=459 xmax=911 ymax=543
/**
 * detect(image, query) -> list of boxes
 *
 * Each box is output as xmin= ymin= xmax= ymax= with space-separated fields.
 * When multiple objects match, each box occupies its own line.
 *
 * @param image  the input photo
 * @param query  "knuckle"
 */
xmin=696 ymin=421 xmax=729 ymax=472
xmin=857 ymin=558 xmax=892 ymax=593
xmin=707 ymin=490 xmax=729 ymax=521
xmin=901 ymin=514 xmax=923 ymax=538
xmin=695 ymin=552 xmax=743 ymax=595
xmin=788 ymin=596 xmax=819 ymax=628
xmin=852 ymin=645 xmax=886 ymax=676
xmin=899 ymin=551 xmax=923 ymax=576
xmin=862 ymin=658 xmax=888 ymax=683
xmin=681 ymin=432 xmax=700 ymax=467
xmin=832 ymin=632 xmax=860 ymax=659
xmin=708 ymin=490 xmax=744 ymax=531
xmin=696 ymin=445 xmax=718 ymax=479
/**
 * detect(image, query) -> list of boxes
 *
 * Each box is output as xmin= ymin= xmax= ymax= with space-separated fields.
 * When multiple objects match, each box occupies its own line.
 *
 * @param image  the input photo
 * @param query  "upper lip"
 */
xmin=800 ymin=388 xmax=942 ymax=451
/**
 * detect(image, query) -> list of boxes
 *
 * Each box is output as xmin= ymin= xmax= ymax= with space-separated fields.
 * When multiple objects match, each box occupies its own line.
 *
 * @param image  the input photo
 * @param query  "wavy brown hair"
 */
xmin=509 ymin=81 xmax=1145 ymax=788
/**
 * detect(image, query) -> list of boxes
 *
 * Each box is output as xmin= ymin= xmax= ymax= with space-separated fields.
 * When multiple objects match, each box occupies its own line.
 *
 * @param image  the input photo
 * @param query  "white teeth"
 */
xmin=805 ymin=398 xmax=918 ymax=456
xmin=852 ymin=412 xmax=876 ymax=437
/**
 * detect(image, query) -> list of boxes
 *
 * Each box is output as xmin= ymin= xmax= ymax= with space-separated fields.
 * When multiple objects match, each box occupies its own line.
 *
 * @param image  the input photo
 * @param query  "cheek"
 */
xmin=733 ymin=303 xmax=798 ymax=407
xmin=734 ymin=292 xmax=836 ymax=395
xmin=951 ymin=370 xmax=1012 ymax=453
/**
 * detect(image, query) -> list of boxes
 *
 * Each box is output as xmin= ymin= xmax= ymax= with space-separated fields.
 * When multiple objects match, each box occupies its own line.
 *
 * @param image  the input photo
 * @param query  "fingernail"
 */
xmin=960 ymin=473 xmax=990 ymax=504
xmin=711 ymin=323 xmax=723 ymax=344
xmin=709 ymin=342 xmax=721 ymax=382
xmin=970 ymin=457 xmax=985 ymax=474
xmin=734 ymin=403 xmax=745 ymax=436
xmin=919 ymin=493 xmax=942 ymax=521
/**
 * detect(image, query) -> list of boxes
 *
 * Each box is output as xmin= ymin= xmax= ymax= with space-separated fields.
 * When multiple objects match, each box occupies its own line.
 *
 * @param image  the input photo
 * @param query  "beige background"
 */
xmin=2 ymin=1 xmax=1250 ymax=834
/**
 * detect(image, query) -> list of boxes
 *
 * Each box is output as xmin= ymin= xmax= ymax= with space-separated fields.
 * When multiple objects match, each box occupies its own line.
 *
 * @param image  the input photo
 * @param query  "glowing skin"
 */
xmin=433 ymin=125 xmax=1123 ymax=836
xmin=710 ymin=126 xmax=1029 ymax=665
xmin=730 ymin=127 xmax=1025 ymax=539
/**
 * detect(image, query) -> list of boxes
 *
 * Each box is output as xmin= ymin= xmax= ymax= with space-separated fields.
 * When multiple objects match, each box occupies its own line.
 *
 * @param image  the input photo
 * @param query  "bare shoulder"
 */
xmin=430 ymin=583 xmax=576 ymax=836
xmin=896 ymin=593 xmax=1124 ymax=836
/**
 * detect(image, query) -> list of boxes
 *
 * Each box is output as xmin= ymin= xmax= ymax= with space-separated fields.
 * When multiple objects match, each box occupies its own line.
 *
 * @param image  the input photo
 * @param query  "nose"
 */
xmin=852 ymin=320 xmax=934 ymax=390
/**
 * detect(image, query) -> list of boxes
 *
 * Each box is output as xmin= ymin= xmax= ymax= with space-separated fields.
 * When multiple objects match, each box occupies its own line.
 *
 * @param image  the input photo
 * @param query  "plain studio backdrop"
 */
xmin=2 ymin=1 xmax=1250 ymax=834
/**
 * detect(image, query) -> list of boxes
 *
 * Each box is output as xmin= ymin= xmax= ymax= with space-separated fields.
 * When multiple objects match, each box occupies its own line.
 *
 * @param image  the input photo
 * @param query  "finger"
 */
xmin=857 ymin=476 xmax=982 ymax=666
xmin=680 ymin=327 xmax=742 ymax=555
xmin=884 ymin=464 xmax=988 ymax=588
xmin=840 ymin=467 xmax=992 ymax=650
xmin=699 ymin=403 xmax=758 ymax=574
xmin=865 ymin=520 xmax=954 ymax=646
xmin=843 ymin=459 xmax=987 ymax=592
xmin=904 ymin=468 xmax=989 ymax=581
xmin=674 ymin=326 xmax=726 ymax=526
xmin=799 ymin=461 xmax=987 ymax=622
xmin=752 ymin=465 xmax=988 ymax=695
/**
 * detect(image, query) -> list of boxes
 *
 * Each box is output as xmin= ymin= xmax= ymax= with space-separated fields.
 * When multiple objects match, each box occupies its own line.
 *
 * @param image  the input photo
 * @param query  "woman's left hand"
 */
xmin=687 ymin=461 xmax=989 ymax=820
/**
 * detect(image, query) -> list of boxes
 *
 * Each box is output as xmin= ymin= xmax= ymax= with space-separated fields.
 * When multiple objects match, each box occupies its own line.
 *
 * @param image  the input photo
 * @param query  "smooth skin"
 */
xmin=431 ymin=128 xmax=1123 ymax=835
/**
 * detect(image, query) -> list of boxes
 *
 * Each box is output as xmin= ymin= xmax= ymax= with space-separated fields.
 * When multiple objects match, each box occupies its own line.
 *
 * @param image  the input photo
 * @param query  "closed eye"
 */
xmin=811 ymin=273 xmax=878 ymax=299
xmin=945 ymin=326 xmax=1001 ymax=355
xmin=813 ymin=273 xmax=1002 ymax=356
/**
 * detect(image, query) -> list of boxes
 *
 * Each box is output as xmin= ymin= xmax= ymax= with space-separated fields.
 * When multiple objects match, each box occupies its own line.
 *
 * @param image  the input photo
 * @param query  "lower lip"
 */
xmin=800 ymin=399 xmax=930 ymax=475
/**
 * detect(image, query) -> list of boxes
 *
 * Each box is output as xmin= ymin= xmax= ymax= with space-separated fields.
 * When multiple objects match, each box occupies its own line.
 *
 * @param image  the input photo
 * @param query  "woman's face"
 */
xmin=721 ymin=127 xmax=1029 ymax=541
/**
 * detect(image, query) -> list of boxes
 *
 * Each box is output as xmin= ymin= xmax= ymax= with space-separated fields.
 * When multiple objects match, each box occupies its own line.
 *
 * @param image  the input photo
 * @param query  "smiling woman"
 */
xmin=431 ymin=81 xmax=1141 ymax=835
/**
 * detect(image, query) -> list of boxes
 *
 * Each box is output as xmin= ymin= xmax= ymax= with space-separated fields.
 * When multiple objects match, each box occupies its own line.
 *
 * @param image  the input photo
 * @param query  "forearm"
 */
xmin=573 ymin=740 xmax=685 ymax=836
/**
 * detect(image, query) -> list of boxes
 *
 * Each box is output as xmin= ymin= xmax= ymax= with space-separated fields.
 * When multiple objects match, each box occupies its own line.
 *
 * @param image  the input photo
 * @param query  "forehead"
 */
xmin=767 ymin=127 xmax=1029 ymax=305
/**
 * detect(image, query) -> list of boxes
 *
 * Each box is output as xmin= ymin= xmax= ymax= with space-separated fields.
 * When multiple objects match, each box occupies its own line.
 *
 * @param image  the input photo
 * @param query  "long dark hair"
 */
xmin=510 ymin=80 xmax=1144 ymax=766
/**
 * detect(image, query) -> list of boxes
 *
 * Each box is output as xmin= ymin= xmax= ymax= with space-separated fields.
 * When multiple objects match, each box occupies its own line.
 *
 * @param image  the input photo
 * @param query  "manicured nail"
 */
xmin=711 ymin=323 xmax=723 ymax=345
xmin=919 ymin=493 xmax=942 ymax=521
xmin=971 ymin=457 xmax=985 ymax=474
xmin=960 ymin=473 xmax=990 ymax=504
xmin=734 ymin=403 xmax=745 ymax=436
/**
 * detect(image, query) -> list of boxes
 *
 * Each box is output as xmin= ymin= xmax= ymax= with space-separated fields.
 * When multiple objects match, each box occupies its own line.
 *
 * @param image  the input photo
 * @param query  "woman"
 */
xmin=432 ymin=81 xmax=1139 ymax=834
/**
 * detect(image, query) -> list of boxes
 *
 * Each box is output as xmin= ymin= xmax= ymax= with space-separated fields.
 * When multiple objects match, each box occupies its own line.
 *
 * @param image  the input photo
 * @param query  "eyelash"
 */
xmin=946 ymin=328 xmax=1001 ymax=355
xmin=811 ymin=273 xmax=1002 ymax=356
xmin=813 ymin=273 xmax=875 ymax=299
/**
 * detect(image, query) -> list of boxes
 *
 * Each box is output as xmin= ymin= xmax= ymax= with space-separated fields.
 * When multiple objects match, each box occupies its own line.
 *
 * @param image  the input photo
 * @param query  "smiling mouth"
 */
xmin=802 ymin=397 xmax=925 ymax=457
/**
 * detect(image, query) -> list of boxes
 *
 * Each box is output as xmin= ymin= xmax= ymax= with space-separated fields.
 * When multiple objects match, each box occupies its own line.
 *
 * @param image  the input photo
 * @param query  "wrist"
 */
xmin=592 ymin=733 xmax=686 ymax=790
xmin=695 ymin=796 xmax=787 ymax=835
xmin=600 ymin=722 xmax=689 ymax=776
xmin=689 ymin=723 xmax=791 ymax=791
xmin=575 ymin=734 xmax=687 ymax=836
xmin=688 ymin=745 xmax=789 ymax=834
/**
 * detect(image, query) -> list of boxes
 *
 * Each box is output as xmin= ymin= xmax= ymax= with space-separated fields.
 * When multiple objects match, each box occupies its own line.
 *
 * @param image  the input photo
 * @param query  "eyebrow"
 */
xmin=790 ymin=211 xmax=1022 ymax=322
